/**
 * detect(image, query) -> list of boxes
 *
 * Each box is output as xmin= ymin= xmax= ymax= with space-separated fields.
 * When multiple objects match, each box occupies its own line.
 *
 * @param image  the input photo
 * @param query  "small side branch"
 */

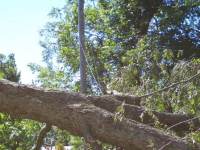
xmin=111 ymin=72 xmax=200 ymax=106
xmin=140 ymin=72 xmax=200 ymax=98
xmin=33 ymin=124 xmax=52 ymax=150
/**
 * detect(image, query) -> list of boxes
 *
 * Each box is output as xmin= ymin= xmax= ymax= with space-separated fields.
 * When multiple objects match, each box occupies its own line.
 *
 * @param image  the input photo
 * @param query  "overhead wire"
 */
xmin=79 ymin=40 xmax=104 ymax=95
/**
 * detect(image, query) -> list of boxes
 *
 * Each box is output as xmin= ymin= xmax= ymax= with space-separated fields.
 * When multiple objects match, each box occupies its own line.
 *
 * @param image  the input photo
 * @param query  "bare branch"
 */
xmin=140 ymin=72 xmax=200 ymax=98
xmin=32 ymin=124 xmax=51 ymax=150
xmin=112 ymin=72 xmax=200 ymax=105
xmin=166 ymin=116 xmax=200 ymax=131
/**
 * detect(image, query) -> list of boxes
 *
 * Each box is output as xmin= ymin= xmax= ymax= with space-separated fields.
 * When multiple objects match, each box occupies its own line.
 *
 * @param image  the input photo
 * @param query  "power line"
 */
xmin=79 ymin=41 xmax=104 ymax=95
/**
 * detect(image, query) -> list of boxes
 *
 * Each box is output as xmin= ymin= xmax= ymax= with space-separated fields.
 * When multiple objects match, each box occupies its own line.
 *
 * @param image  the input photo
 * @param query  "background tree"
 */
xmin=0 ymin=53 xmax=20 ymax=82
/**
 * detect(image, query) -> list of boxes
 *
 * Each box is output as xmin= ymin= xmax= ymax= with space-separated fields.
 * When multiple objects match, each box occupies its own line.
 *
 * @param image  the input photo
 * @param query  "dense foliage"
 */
xmin=0 ymin=54 xmax=20 ymax=82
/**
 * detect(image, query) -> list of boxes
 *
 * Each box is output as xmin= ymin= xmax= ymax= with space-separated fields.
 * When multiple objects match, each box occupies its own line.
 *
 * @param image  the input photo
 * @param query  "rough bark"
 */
xmin=78 ymin=0 xmax=87 ymax=94
xmin=0 ymin=80 xmax=199 ymax=150
xmin=113 ymin=94 xmax=141 ymax=106
xmin=88 ymin=95 xmax=200 ymax=133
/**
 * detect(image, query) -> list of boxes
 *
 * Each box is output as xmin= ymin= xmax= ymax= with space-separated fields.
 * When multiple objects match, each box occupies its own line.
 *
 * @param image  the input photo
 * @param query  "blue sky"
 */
xmin=0 ymin=0 xmax=65 ymax=84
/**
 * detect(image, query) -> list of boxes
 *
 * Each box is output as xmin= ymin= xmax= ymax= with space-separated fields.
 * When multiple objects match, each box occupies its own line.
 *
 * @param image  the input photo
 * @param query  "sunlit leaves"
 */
xmin=0 ymin=53 xmax=20 ymax=82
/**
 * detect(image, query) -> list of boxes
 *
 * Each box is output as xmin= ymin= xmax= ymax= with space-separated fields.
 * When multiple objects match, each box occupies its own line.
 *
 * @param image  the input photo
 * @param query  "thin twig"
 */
xmin=139 ymin=72 xmax=200 ymax=98
xmin=166 ymin=116 xmax=200 ymax=131
xmin=158 ymin=141 xmax=172 ymax=150
xmin=159 ymin=116 xmax=200 ymax=150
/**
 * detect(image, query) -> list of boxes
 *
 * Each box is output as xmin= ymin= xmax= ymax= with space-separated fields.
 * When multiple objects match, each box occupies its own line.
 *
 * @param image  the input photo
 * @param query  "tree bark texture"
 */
xmin=0 ymin=80 xmax=199 ymax=150
xmin=78 ymin=0 xmax=87 ymax=94
xmin=88 ymin=95 xmax=200 ymax=133
xmin=33 ymin=124 xmax=51 ymax=150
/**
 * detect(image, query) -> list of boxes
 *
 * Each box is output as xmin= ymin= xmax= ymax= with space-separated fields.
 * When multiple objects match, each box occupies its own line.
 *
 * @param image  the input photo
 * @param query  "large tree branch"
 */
xmin=113 ymin=94 xmax=141 ymax=106
xmin=89 ymin=95 xmax=200 ymax=133
xmin=0 ymin=80 xmax=199 ymax=150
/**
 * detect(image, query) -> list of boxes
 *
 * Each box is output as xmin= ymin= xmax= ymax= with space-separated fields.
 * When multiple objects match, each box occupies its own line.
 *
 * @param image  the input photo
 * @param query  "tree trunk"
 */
xmin=78 ymin=0 xmax=87 ymax=94
xmin=0 ymin=80 xmax=199 ymax=150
